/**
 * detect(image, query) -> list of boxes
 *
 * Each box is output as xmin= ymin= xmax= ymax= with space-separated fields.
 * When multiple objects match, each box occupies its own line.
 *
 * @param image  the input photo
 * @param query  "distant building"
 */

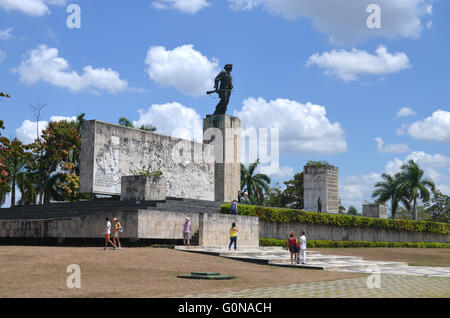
xmin=363 ymin=203 xmax=387 ymax=219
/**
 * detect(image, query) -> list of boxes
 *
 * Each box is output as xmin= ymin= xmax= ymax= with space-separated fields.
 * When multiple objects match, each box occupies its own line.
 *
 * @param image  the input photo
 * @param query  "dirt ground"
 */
xmin=316 ymin=248 xmax=450 ymax=267
xmin=0 ymin=246 xmax=363 ymax=298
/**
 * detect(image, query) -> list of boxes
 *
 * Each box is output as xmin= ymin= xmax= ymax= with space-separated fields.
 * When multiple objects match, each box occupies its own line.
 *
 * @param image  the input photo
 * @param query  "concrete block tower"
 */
xmin=304 ymin=164 xmax=339 ymax=213
xmin=203 ymin=114 xmax=241 ymax=202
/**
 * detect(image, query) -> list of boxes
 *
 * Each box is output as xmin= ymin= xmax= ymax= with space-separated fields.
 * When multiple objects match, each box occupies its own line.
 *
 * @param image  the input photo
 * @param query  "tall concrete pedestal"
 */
xmin=304 ymin=165 xmax=339 ymax=213
xmin=203 ymin=114 xmax=241 ymax=203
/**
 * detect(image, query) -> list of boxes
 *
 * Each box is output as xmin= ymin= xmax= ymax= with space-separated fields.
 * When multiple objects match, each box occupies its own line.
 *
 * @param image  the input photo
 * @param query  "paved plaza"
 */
xmin=185 ymin=275 xmax=450 ymax=298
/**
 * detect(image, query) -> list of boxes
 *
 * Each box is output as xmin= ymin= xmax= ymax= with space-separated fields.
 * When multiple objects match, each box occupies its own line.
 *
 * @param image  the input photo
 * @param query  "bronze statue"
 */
xmin=207 ymin=64 xmax=233 ymax=115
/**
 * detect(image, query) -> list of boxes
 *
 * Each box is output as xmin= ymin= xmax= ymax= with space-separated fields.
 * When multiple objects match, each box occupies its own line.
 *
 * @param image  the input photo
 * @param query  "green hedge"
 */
xmin=222 ymin=204 xmax=450 ymax=235
xmin=260 ymin=238 xmax=450 ymax=248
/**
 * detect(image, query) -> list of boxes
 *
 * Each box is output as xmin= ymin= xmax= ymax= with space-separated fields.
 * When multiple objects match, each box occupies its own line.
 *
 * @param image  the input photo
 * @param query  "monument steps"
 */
xmin=176 ymin=246 xmax=411 ymax=273
xmin=0 ymin=198 xmax=223 ymax=220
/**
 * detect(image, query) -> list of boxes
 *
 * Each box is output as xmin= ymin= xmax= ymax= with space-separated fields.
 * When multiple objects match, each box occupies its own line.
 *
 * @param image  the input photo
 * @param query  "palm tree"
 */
xmin=397 ymin=160 xmax=436 ymax=220
xmin=372 ymin=173 xmax=403 ymax=219
xmin=118 ymin=117 xmax=156 ymax=132
xmin=17 ymin=171 xmax=38 ymax=205
xmin=241 ymin=159 xmax=271 ymax=204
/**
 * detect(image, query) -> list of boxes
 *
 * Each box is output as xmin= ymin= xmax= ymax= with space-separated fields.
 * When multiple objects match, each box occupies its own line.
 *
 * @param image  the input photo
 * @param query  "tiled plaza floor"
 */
xmin=184 ymin=275 xmax=450 ymax=298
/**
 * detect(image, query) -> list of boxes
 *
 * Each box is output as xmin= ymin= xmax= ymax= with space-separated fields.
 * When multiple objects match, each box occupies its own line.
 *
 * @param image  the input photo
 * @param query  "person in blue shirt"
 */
xmin=231 ymin=200 xmax=238 ymax=215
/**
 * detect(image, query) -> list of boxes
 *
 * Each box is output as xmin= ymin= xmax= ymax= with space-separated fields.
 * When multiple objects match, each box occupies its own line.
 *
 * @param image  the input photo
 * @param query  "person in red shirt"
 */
xmin=286 ymin=232 xmax=299 ymax=264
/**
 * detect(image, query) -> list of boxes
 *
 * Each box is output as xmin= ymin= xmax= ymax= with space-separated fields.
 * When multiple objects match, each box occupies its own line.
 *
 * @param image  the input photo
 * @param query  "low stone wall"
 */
xmin=0 ymin=210 xmax=260 ymax=246
xmin=0 ymin=211 xmax=139 ymax=239
xmin=137 ymin=210 xmax=200 ymax=240
xmin=199 ymin=213 xmax=259 ymax=247
xmin=260 ymin=221 xmax=450 ymax=243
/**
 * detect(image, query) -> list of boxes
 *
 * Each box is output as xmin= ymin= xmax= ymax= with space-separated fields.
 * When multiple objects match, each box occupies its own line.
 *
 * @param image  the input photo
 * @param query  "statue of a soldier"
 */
xmin=207 ymin=64 xmax=233 ymax=115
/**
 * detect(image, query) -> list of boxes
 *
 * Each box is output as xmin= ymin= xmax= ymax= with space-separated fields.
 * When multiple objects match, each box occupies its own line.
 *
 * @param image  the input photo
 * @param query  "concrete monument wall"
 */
xmin=203 ymin=115 xmax=241 ymax=203
xmin=80 ymin=120 xmax=215 ymax=201
xmin=259 ymin=221 xmax=449 ymax=243
xmin=199 ymin=213 xmax=259 ymax=247
xmin=304 ymin=165 xmax=339 ymax=213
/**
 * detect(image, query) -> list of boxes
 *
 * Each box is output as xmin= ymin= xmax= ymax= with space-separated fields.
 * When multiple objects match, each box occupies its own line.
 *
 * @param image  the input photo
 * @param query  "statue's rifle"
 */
xmin=206 ymin=89 xmax=218 ymax=95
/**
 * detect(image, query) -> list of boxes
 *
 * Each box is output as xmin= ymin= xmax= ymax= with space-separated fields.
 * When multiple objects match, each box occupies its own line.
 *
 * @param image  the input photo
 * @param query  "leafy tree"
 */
xmin=347 ymin=206 xmax=359 ymax=216
xmin=426 ymin=190 xmax=450 ymax=223
xmin=280 ymin=172 xmax=304 ymax=209
xmin=264 ymin=184 xmax=284 ymax=208
xmin=0 ymin=120 xmax=10 ymax=204
xmin=28 ymin=120 xmax=80 ymax=204
xmin=1 ymin=138 xmax=31 ymax=206
xmin=118 ymin=117 xmax=156 ymax=132
xmin=372 ymin=173 xmax=404 ymax=219
xmin=241 ymin=159 xmax=271 ymax=204
xmin=397 ymin=160 xmax=436 ymax=220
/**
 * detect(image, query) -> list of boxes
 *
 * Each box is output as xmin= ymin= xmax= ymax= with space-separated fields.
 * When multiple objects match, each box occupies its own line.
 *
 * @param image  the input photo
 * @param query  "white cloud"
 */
xmin=396 ymin=123 xmax=409 ymax=136
xmin=15 ymin=115 xmax=76 ymax=144
xmin=374 ymin=137 xmax=409 ymax=154
xmin=145 ymin=44 xmax=219 ymax=97
xmin=340 ymin=173 xmax=382 ymax=210
xmin=408 ymin=110 xmax=450 ymax=144
xmin=12 ymin=45 xmax=128 ymax=93
xmin=262 ymin=165 xmax=294 ymax=182
xmin=152 ymin=0 xmax=210 ymax=13
xmin=385 ymin=151 xmax=450 ymax=184
xmin=234 ymin=97 xmax=347 ymax=155
xmin=341 ymin=150 xmax=450 ymax=210
xmin=0 ymin=27 xmax=13 ymax=40
xmin=0 ymin=50 xmax=6 ymax=64
xmin=229 ymin=0 xmax=433 ymax=44
xmin=307 ymin=46 xmax=411 ymax=81
xmin=396 ymin=107 xmax=416 ymax=118
xmin=133 ymin=102 xmax=203 ymax=142
xmin=0 ymin=0 xmax=66 ymax=17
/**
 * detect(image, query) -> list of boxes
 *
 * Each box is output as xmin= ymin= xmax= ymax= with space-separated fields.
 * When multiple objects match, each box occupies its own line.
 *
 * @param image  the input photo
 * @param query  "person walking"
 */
xmin=228 ymin=223 xmax=239 ymax=251
xmin=298 ymin=231 xmax=307 ymax=264
xmin=243 ymin=190 xmax=249 ymax=204
xmin=183 ymin=217 xmax=191 ymax=246
xmin=104 ymin=217 xmax=117 ymax=250
xmin=287 ymin=232 xmax=299 ymax=264
xmin=231 ymin=200 xmax=238 ymax=215
xmin=112 ymin=217 xmax=122 ymax=250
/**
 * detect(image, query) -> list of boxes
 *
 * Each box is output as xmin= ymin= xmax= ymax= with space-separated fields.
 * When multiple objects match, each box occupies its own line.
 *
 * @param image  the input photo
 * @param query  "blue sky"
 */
xmin=0 ymin=0 xmax=449 ymax=210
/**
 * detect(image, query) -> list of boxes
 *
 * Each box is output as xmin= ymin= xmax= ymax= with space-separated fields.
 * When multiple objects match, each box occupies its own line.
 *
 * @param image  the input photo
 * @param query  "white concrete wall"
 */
xmin=199 ymin=213 xmax=259 ymax=247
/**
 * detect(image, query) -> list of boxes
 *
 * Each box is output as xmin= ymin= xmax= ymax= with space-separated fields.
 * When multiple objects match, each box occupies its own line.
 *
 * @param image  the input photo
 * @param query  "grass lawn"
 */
xmin=316 ymin=248 xmax=450 ymax=267
xmin=0 ymin=246 xmax=363 ymax=298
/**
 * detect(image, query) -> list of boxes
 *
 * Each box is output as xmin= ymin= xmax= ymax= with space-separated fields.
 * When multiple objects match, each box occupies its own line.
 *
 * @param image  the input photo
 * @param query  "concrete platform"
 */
xmin=175 ymin=246 xmax=450 ymax=277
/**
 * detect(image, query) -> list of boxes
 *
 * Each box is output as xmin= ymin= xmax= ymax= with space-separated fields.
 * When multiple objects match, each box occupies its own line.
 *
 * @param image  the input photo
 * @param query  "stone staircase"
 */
xmin=175 ymin=246 xmax=410 ymax=273
xmin=0 ymin=197 xmax=223 ymax=220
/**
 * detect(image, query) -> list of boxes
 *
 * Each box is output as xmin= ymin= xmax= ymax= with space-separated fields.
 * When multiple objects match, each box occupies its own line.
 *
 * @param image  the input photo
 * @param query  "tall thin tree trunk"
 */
xmin=11 ymin=179 xmax=15 ymax=207
xmin=414 ymin=198 xmax=417 ymax=220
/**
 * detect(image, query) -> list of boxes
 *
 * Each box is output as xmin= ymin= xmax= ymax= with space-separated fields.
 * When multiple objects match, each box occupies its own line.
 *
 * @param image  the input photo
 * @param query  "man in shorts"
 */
xmin=104 ymin=217 xmax=117 ymax=250
xmin=112 ymin=217 xmax=122 ymax=250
